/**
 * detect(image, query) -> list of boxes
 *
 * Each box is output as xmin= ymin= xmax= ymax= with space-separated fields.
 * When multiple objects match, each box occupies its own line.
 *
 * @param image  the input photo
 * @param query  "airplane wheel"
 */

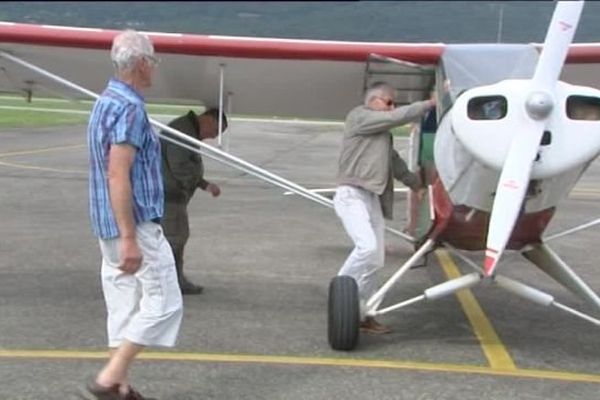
xmin=328 ymin=275 xmax=360 ymax=351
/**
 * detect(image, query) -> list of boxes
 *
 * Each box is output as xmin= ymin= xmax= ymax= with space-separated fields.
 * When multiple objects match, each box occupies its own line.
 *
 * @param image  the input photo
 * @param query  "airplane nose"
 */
xmin=526 ymin=91 xmax=553 ymax=120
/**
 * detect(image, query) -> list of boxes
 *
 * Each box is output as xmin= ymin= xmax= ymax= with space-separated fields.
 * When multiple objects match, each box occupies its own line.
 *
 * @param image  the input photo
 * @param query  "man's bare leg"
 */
xmin=96 ymin=340 xmax=144 ymax=395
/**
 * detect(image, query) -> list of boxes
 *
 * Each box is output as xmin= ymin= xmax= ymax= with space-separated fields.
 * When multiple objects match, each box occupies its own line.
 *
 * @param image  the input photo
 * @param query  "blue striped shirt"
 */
xmin=88 ymin=78 xmax=163 ymax=239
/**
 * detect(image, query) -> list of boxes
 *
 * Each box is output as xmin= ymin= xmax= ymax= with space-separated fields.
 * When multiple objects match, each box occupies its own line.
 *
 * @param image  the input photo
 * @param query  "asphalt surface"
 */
xmin=0 ymin=120 xmax=599 ymax=399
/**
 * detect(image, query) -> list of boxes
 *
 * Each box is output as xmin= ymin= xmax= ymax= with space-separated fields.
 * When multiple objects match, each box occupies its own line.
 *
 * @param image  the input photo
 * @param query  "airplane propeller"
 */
xmin=483 ymin=0 xmax=584 ymax=276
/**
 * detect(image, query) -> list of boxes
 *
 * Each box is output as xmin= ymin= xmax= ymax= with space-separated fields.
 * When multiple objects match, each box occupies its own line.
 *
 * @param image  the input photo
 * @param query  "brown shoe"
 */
xmin=80 ymin=382 xmax=121 ymax=400
xmin=360 ymin=317 xmax=392 ymax=335
xmin=122 ymin=386 xmax=156 ymax=400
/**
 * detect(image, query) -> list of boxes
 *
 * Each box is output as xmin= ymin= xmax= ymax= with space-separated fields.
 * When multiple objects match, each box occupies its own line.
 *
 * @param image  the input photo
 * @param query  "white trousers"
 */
xmin=99 ymin=221 xmax=183 ymax=348
xmin=334 ymin=185 xmax=385 ymax=302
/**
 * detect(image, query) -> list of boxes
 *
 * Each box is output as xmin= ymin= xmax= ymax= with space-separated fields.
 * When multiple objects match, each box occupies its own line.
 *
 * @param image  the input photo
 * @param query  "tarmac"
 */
xmin=0 ymin=119 xmax=599 ymax=399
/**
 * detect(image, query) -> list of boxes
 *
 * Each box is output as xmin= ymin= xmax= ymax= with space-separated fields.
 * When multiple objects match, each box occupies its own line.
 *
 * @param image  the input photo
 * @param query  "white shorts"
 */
xmin=99 ymin=221 xmax=183 ymax=348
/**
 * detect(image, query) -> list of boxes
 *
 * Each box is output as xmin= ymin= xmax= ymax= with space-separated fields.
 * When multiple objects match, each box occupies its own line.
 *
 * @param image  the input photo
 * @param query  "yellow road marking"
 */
xmin=0 ymin=144 xmax=86 ymax=173
xmin=569 ymin=183 xmax=600 ymax=199
xmin=435 ymin=249 xmax=517 ymax=371
xmin=0 ymin=349 xmax=598 ymax=383
xmin=0 ymin=105 xmax=344 ymax=125
xmin=0 ymin=144 xmax=84 ymax=158
xmin=569 ymin=188 xmax=600 ymax=199
xmin=0 ymin=160 xmax=85 ymax=174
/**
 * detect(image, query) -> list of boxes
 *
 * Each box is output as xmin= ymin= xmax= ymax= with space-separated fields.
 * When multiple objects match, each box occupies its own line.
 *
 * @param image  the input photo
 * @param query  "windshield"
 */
xmin=440 ymin=44 xmax=539 ymax=102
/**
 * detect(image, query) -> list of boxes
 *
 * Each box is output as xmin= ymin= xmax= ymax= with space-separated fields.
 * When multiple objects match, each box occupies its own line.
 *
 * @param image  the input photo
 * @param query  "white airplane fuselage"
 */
xmin=419 ymin=79 xmax=600 ymax=250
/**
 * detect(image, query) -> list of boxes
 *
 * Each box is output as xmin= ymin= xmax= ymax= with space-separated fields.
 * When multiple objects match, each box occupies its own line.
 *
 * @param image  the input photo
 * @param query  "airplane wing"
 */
xmin=2 ymin=20 xmax=600 ymax=246
xmin=0 ymin=22 xmax=444 ymax=120
xmin=1 ymin=22 xmax=600 ymax=121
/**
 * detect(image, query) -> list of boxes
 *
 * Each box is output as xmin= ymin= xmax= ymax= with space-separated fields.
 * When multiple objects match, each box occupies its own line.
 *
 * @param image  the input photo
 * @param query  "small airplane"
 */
xmin=329 ymin=0 xmax=600 ymax=351
xmin=0 ymin=1 xmax=599 ymax=352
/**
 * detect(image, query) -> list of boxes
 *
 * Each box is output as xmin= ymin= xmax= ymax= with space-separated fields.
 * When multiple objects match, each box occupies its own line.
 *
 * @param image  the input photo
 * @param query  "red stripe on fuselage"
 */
xmin=424 ymin=178 xmax=555 ymax=251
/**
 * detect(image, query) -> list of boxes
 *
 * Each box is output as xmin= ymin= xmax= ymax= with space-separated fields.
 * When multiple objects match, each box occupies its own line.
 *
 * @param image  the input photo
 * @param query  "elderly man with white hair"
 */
xmin=85 ymin=30 xmax=183 ymax=400
xmin=334 ymin=81 xmax=435 ymax=335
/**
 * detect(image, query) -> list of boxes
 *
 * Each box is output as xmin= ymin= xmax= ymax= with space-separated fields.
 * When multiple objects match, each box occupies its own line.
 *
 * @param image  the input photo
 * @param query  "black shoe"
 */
xmin=180 ymin=280 xmax=204 ymax=295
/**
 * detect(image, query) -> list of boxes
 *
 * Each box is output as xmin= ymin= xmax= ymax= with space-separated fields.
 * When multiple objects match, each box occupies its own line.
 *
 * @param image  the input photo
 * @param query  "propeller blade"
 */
xmin=483 ymin=1 xmax=584 ymax=276
xmin=532 ymin=1 xmax=583 ymax=90
xmin=484 ymin=119 xmax=545 ymax=276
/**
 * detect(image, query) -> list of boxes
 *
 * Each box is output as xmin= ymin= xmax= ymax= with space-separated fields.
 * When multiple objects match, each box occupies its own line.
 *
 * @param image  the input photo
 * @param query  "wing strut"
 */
xmin=0 ymin=50 xmax=416 ymax=242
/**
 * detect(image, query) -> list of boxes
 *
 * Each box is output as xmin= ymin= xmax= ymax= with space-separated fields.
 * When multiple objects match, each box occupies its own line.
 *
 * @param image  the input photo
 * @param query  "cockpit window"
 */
xmin=566 ymin=96 xmax=600 ymax=121
xmin=467 ymin=96 xmax=507 ymax=120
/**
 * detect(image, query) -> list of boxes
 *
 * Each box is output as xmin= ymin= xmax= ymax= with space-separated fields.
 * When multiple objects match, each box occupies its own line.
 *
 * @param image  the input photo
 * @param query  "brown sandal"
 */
xmin=80 ymin=382 xmax=121 ymax=400
xmin=122 ymin=385 xmax=157 ymax=400
xmin=360 ymin=317 xmax=392 ymax=335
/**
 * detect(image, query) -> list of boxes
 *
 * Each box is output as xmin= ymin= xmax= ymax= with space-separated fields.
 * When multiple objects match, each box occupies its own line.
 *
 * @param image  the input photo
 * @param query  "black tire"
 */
xmin=328 ymin=275 xmax=360 ymax=351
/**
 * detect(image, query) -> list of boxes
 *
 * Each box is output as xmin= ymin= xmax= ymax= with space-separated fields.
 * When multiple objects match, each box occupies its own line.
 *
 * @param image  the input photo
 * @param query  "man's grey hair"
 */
xmin=364 ymin=82 xmax=396 ymax=106
xmin=111 ymin=30 xmax=154 ymax=72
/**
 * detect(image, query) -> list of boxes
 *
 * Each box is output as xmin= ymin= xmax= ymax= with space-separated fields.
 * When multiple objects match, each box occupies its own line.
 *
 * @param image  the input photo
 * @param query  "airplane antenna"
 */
xmin=496 ymin=4 xmax=504 ymax=43
xmin=218 ymin=63 xmax=225 ymax=149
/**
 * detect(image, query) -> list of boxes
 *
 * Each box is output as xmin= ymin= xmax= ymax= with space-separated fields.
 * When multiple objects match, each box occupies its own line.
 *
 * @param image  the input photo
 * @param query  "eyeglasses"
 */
xmin=376 ymin=96 xmax=396 ymax=108
xmin=144 ymin=55 xmax=161 ymax=67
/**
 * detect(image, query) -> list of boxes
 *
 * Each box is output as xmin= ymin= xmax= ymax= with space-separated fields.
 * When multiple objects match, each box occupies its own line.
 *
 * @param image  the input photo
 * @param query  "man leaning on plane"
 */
xmin=333 ymin=81 xmax=435 ymax=335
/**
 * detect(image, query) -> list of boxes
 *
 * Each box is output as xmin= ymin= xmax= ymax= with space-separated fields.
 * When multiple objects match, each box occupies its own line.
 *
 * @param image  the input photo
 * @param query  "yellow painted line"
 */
xmin=0 ymin=160 xmax=85 ymax=174
xmin=0 ymin=105 xmax=90 ymax=114
xmin=0 ymin=144 xmax=86 ymax=173
xmin=0 ymin=144 xmax=84 ymax=158
xmin=573 ymin=183 xmax=600 ymax=190
xmin=569 ymin=189 xmax=600 ymax=199
xmin=0 ymin=105 xmax=344 ymax=125
xmin=435 ymin=249 xmax=517 ymax=371
xmin=0 ymin=349 xmax=599 ymax=383
xmin=569 ymin=184 xmax=600 ymax=199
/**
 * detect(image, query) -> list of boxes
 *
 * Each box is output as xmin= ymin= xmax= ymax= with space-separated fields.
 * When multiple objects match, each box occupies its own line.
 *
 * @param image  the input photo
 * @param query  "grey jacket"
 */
xmin=336 ymin=101 xmax=431 ymax=219
xmin=160 ymin=111 xmax=209 ymax=204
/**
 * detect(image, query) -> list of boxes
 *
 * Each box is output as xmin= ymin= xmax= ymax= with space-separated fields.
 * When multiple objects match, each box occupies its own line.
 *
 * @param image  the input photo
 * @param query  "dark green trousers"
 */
xmin=161 ymin=200 xmax=190 ymax=284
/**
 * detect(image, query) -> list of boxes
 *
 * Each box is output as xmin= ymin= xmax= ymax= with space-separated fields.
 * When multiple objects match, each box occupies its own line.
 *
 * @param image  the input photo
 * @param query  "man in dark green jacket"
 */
xmin=160 ymin=108 xmax=228 ymax=295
